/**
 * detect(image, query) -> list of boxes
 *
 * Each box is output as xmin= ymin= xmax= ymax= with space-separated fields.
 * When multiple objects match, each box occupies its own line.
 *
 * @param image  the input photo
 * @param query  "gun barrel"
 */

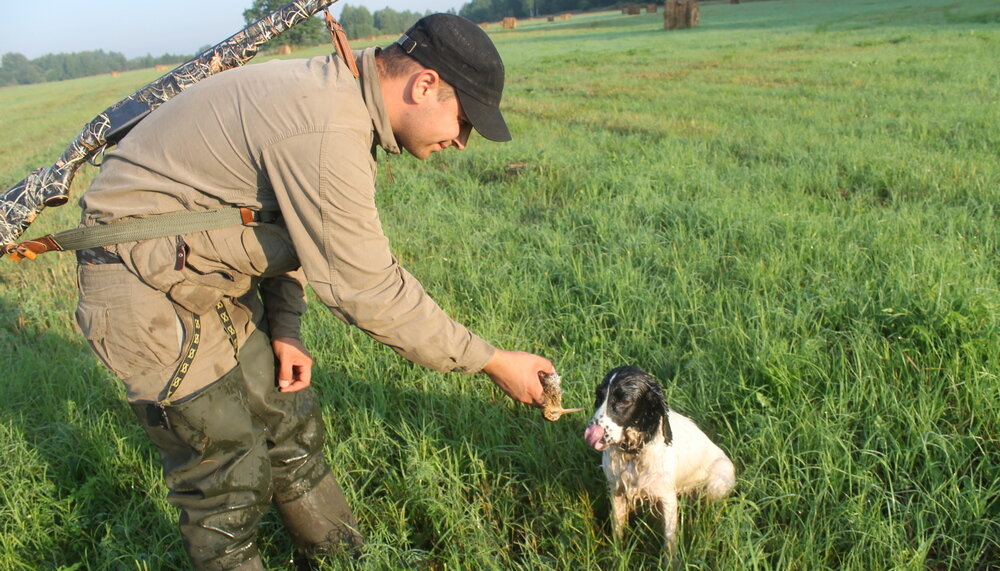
xmin=0 ymin=165 xmax=73 ymax=253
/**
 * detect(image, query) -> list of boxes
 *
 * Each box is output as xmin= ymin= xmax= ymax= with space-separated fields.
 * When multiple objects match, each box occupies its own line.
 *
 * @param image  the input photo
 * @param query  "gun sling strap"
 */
xmin=7 ymin=206 xmax=276 ymax=261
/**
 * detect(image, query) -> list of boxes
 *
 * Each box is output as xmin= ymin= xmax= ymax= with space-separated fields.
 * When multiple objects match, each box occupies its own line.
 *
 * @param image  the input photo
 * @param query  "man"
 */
xmin=73 ymin=14 xmax=553 ymax=570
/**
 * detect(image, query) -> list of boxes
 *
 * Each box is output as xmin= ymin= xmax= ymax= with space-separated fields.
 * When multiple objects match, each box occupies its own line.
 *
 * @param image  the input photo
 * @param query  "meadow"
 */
xmin=0 ymin=0 xmax=997 ymax=568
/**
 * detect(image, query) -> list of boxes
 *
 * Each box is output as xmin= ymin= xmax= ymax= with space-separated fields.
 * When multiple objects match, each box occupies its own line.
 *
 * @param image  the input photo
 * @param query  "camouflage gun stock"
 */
xmin=0 ymin=0 xmax=335 ymax=255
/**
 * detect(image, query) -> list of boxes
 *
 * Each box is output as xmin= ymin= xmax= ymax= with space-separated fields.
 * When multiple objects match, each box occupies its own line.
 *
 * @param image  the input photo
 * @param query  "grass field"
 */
xmin=1 ymin=0 xmax=998 ymax=568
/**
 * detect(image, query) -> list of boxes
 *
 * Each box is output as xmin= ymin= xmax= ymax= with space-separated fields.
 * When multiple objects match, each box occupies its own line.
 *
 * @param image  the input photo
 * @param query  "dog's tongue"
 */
xmin=584 ymin=424 xmax=606 ymax=450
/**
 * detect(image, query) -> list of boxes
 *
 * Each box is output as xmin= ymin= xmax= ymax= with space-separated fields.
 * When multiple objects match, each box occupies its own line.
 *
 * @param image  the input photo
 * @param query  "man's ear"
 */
xmin=408 ymin=69 xmax=441 ymax=104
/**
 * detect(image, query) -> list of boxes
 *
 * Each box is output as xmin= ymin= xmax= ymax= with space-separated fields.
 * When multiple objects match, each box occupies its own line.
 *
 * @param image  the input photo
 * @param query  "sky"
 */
xmin=0 ymin=0 xmax=465 ymax=60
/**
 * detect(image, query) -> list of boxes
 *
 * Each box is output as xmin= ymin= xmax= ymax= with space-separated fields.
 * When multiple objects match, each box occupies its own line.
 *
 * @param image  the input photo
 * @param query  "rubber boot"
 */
xmin=275 ymin=471 xmax=364 ymax=565
xmin=228 ymin=558 xmax=265 ymax=571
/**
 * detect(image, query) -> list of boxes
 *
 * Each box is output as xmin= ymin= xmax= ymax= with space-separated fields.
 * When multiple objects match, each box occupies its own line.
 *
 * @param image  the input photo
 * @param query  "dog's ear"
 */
xmin=652 ymin=372 xmax=673 ymax=445
xmin=631 ymin=372 xmax=666 ymax=444
xmin=661 ymin=404 xmax=673 ymax=445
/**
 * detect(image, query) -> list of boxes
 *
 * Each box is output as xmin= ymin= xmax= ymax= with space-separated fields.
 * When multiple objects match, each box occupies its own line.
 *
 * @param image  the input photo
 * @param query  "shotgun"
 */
xmin=0 ymin=0 xmax=335 ymax=255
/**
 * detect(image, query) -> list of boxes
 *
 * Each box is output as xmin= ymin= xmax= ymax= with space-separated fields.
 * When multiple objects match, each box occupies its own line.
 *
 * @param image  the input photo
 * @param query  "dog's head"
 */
xmin=583 ymin=366 xmax=671 ymax=453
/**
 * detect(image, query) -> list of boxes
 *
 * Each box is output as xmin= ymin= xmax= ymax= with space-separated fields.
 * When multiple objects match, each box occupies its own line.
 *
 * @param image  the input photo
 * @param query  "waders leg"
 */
xmin=234 ymin=330 xmax=364 ymax=563
xmin=133 ymin=327 xmax=362 ymax=568
xmin=132 ymin=365 xmax=272 ymax=570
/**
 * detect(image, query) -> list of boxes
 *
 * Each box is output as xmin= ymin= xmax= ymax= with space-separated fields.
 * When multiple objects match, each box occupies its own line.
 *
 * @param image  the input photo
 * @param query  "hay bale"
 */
xmin=626 ymin=5 xmax=641 ymax=15
xmin=559 ymin=13 xmax=571 ymax=20
xmin=276 ymin=44 xmax=292 ymax=55
xmin=664 ymin=0 xmax=699 ymax=30
xmin=547 ymin=15 xmax=555 ymax=22
xmin=647 ymin=3 xmax=658 ymax=12
xmin=502 ymin=17 xmax=517 ymax=29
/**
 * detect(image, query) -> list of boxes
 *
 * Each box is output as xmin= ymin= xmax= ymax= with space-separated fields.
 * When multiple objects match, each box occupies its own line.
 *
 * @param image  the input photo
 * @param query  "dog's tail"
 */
xmin=704 ymin=456 xmax=736 ymax=499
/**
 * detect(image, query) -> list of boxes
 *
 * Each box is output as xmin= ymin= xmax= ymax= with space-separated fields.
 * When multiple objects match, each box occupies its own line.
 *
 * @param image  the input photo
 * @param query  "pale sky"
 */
xmin=0 ymin=0 xmax=465 ymax=60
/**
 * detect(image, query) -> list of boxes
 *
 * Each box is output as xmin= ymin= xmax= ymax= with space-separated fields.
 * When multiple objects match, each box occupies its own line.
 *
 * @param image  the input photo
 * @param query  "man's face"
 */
xmin=394 ymin=78 xmax=474 ymax=160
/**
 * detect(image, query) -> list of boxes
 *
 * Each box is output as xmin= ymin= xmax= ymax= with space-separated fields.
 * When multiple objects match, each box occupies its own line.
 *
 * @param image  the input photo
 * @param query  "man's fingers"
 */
xmin=278 ymin=377 xmax=310 ymax=392
xmin=297 ymin=364 xmax=312 ymax=387
xmin=277 ymin=362 xmax=294 ymax=388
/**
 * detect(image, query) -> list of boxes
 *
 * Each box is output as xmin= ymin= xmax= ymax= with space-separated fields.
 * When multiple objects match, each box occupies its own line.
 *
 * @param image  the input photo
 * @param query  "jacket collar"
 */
xmin=357 ymin=48 xmax=400 ymax=156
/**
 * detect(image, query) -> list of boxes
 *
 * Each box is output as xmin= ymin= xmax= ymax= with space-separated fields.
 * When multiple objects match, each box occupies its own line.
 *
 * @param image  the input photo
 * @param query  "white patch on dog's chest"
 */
xmin=604 ymin=440 xmax=675 ymax=505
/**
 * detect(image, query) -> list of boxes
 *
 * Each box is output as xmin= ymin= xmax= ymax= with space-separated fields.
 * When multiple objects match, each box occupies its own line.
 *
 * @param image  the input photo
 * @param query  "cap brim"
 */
xmin=457 ymin=90 xmax=511 ymax=143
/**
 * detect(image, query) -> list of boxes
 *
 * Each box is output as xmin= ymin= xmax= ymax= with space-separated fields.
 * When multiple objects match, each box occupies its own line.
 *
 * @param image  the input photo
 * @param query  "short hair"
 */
xmin=376 ymin=44 xmax=420 ymax=78
xmin=377 ymin=44 xmax=456 ymax=102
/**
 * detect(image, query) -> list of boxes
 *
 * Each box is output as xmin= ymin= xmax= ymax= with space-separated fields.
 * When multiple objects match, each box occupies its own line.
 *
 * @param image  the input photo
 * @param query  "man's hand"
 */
xmin=481 ymin=349 xmax=554 ymax=406
xmin=272 ymin=336 xmax=314 ymax=392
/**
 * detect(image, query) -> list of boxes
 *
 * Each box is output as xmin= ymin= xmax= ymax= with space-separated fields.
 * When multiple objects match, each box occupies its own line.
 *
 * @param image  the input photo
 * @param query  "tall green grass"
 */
xmin=1 ymin=0 xmax=997 ymax=568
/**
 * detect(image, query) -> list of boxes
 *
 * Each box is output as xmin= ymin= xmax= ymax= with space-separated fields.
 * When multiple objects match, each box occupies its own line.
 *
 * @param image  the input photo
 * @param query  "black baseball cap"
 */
xmin=396 ymin=14 xmax=511 ymax=142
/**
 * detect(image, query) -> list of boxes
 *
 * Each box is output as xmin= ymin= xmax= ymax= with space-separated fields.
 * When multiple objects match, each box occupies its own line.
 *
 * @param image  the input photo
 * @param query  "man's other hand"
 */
xmin=272 ymin=337 xmax=314 ymax=392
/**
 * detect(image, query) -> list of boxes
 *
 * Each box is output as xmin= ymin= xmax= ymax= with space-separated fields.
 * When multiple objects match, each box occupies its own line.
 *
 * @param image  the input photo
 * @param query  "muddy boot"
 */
xmin=228 ymin=558 xmax=265 ymax=571
xmin=275 ymin=471 xmax=364 ymax=565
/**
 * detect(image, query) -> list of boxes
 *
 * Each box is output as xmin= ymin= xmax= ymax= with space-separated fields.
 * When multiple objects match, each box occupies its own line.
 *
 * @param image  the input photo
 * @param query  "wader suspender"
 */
xmin=156 ymin=300 xmax=239 ymax=429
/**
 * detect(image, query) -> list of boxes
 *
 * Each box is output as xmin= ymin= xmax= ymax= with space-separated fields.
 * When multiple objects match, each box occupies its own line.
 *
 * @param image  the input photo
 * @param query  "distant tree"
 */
xmin=459 ymin=0 xmax=497 ymax=22
xmin=0 ymin=52 xmax=44 ymax=85
xmin=460 ymin=0 xmax=534 ymax=21
xmin=243 ymin=0 xmax=327 ymax=48
xmin=459 ymin=0 xmax=613 ymax=21
xmin=31 ymin=50 xmax=127 ymax=82
xmin=339 ymin=5 xmax=377 ymax=39
xmin=0 ymin=48 xmax=188 ymax=86
xmin=148 ymin=54 xmax=188 ymax=69
xmin=506 ymin=0 xmax=534 ymax=18
xmin=131 ymin=54 xmax=153 ymax=70
xmin=372 ymin=8 xmax=422 ymax=36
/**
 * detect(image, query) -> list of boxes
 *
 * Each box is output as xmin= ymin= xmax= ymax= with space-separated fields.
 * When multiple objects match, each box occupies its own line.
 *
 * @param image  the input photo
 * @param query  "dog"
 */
xmin=583 ymin=365 xmax=735 ymax=554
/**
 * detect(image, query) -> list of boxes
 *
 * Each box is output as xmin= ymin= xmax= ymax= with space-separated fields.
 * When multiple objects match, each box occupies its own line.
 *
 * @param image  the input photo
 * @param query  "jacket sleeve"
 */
xmin=258 ymin=269 xmax=308 ymax=340
xmin=260 ymin=128 xmax=496 ymax=373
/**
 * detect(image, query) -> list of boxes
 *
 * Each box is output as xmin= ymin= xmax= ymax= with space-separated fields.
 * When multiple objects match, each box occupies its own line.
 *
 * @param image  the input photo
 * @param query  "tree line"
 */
xmin=243 ymin=0 xmax=429 ymax=43
xmin=0 ymin=50 xmax=189 ymax=87
xmin=0 ymin=0 xmax=614 ymax=87
xmin=458 ymin=0 xmax=614 ymax=22
xmin=338 ymin=0 xmax=618 ymax=39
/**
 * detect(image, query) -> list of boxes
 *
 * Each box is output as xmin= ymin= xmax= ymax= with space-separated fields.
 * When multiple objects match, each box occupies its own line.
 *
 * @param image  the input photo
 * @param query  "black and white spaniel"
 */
xmin=583 ymin=365 xmax=735 ymax=553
